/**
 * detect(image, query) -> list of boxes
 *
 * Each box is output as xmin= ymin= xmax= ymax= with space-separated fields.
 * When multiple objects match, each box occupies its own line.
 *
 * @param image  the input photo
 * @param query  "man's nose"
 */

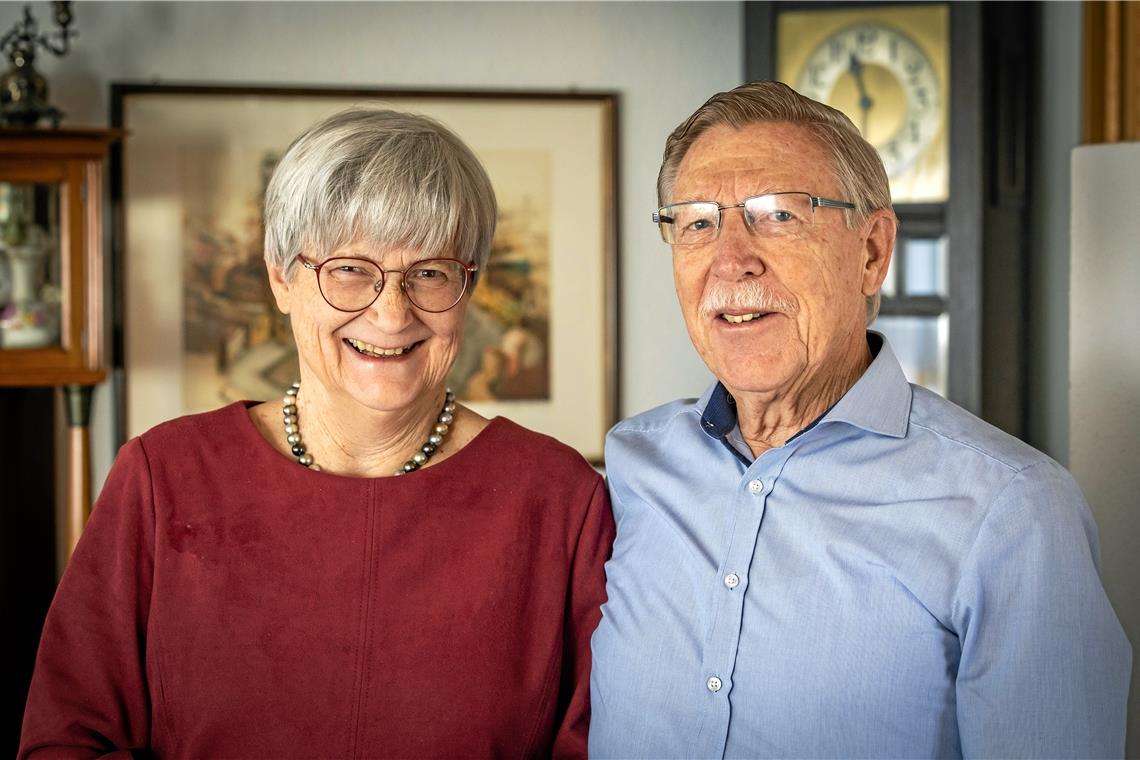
xmin=710 ymin=206 xmax=767 ymax=278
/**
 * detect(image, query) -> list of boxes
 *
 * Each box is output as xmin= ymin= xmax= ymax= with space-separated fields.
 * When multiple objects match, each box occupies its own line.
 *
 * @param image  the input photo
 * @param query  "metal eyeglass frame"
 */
xmin=296 ymin=255 xmax=479 ymax=313
xmin=652 ymin=191 xmax=856 ymax=244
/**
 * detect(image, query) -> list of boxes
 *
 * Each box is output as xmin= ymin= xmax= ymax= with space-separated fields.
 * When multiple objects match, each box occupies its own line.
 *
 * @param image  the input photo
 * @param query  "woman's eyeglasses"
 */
xmin=297 ymin=255 xmax=478 ymax=313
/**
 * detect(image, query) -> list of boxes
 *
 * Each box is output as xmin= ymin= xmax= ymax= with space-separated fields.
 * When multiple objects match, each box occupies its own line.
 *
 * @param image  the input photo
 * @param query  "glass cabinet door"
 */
xmin=0 ymin=181 xmax=62 ymax=350
xmin=873 ymin=233 xmax=950 ymax=398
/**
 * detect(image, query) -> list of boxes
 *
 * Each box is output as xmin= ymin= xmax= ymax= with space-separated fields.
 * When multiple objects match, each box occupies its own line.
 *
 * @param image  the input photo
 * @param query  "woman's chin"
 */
xmin=337 ymin=343 xmax=446 ymax=411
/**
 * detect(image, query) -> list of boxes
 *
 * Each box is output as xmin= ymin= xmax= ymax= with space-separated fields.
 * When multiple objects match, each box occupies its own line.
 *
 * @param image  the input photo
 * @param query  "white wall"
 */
xmin=31 ymin=1 xmax=741 ymax=487
xmin=1070 ymin=142 xmax=1140 ymax=756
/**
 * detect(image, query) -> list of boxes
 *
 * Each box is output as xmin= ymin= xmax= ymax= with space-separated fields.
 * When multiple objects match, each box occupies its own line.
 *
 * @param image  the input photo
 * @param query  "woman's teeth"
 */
xmin=721 ymin=312 xmax=765 ymax=324
xmin=347 ymin=338 xmax=416 ymax=357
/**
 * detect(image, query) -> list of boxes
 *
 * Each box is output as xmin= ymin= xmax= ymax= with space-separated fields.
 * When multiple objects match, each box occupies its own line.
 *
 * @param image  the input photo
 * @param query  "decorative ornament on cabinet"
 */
xmin=0 ymin=2 xmax=76 ymax=128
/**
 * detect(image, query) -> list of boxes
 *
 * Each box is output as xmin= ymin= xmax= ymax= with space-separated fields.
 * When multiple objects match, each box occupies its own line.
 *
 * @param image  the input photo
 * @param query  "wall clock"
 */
xmin=776 ymin=4 xmax=950 ymax=203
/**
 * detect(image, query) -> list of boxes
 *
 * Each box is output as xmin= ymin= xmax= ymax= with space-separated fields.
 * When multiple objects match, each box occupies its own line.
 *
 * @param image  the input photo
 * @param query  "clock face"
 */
xmin=796 ymin=23 xmax=942 ymax=179
xmin=777 ymin=5 xmax=949 ymax=203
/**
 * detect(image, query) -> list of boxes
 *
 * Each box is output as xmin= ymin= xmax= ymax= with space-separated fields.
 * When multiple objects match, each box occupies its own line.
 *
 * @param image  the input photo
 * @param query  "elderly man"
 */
xmin=590 ymin=81 xmax=1130 ymax=759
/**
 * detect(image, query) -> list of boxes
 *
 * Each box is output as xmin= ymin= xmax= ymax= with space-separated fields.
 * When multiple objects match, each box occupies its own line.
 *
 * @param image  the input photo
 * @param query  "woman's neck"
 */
xmin=302 ymin=392 xmax=443 ymax=477
xmin=262 ymin=378 xmax=456 ymax=478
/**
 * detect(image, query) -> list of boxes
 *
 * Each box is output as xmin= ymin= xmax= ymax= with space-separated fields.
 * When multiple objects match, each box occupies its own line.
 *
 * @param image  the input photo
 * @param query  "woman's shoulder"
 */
xmin=131 ymin=402 xmax=277 ymax=475
xmin=474 ymin=417 xmax=601 ymax=481
xmin=136 ymin=401 xmax=256 ymax=446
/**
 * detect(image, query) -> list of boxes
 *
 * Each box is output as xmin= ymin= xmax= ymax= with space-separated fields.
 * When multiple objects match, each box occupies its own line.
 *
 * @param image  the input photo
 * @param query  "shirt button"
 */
xmin=724 ymin=573 xmax=740 ymax=589
xmin=748 ymin=479 xmax=764 ymax=494
xmin=706 ymin=676 xmax=722 ymax=692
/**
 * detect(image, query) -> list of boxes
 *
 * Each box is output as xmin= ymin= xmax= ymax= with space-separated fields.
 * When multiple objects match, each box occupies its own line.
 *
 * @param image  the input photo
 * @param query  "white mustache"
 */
xmin=699 ymin=281 xmax=797 ymax=317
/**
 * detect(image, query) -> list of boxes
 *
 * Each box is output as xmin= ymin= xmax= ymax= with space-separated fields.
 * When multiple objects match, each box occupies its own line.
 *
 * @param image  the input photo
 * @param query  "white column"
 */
xmin=1070 ymin=141 xmax=1140 ymax=751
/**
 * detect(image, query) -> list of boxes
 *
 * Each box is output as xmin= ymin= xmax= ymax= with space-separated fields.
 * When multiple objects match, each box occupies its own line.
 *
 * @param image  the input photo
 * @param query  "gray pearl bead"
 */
xmin=299 ymin=454 xmax=314 ymax=466
xmin=429 ymin=433 xmax=443 ymax=445
xmin=287 ymin=433 xmax=301 ymax=445
xmin=283 ymin=404 xmax=297 ymax=416
xmin=439 ymin=412 xmax=454 ymax=425
xmin=284 ymin=414 xmax=298 ymax=426
xmin=413 ymin=452 xmax=427 ymax=464
xmin=284 ymin=424 xmax=298 ymax=435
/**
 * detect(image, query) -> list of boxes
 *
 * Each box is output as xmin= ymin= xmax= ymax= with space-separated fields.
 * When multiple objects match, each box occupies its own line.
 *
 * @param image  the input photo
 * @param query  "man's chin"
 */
xmin=708 ymin=363 xmax=800 ymax=400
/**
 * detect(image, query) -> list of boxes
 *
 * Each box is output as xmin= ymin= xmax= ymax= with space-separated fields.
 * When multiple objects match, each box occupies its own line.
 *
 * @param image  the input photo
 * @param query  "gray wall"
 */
xmin=31 ymin=0 xmax=739 ymax=488
xmin=1027 ymin=0 xmax=1081 ymax=466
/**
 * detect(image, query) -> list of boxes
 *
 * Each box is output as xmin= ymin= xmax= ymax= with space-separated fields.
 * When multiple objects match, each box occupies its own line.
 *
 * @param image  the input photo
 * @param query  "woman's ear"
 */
xmin=267 ymin=260 xmax=293 ymax=315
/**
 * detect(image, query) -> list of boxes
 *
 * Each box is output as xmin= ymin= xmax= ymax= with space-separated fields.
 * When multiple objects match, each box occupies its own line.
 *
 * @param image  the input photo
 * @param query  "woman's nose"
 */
xmin=365 ymin=272 xmax=415 ymax=328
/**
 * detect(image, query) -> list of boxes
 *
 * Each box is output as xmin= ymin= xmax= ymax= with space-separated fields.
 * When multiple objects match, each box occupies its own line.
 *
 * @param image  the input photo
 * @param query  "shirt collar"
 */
xmin=697 ymin=331 xmax=911 ymax=445
xmin=825 ymin=332 xmax=911 ymax=438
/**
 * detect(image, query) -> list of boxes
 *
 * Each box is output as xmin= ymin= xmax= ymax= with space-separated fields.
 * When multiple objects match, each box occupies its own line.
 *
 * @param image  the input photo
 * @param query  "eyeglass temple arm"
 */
xmin=652 ymin=212 xmax=674 ymax=223
xmin=813 ymin=197 xmax=857 ymax=210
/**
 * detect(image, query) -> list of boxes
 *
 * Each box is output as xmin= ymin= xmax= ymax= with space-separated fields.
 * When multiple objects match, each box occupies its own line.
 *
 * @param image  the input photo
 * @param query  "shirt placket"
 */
xmin=691 ymin=449 xmax=790 ymax=759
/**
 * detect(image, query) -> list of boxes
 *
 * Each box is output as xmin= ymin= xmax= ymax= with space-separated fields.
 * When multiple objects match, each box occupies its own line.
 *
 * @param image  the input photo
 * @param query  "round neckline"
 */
xmin=234 ymin=400 xmax=510 ymax=483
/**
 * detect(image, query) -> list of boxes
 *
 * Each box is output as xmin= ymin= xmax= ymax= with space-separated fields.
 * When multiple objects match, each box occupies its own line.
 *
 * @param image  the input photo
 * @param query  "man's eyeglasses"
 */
xmin=297 ymin=255 xmax=478 ymax=313
xmin=652 ymin=191 xmax=856 ymax=246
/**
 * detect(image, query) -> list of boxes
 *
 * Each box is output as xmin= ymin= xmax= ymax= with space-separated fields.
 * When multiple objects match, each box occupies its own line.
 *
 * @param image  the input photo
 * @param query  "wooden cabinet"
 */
xmin=0 ymin=128 xmax=120 ymax=554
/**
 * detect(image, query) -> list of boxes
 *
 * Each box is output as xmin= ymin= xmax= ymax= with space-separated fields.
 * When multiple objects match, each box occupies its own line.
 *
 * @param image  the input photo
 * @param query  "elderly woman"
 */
xmin=20 ymin=109 xmax=613 ymax=758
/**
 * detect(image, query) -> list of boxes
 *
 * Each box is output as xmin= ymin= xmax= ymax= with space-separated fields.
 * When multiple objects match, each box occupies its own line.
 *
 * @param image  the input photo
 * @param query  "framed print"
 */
xmin=110 ymin=84 xmax=618 ymax=462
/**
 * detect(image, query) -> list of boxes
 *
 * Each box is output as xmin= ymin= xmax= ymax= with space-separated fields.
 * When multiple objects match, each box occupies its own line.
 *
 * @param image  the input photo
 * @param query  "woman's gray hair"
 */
xmin=657 ymin=81 xmax=895 ymax=324
xmin=264 ymin=107 xmax=497 ymax=276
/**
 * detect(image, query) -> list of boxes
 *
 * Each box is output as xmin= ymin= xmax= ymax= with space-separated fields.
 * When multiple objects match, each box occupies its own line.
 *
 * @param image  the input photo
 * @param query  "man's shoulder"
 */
xmin=608 ymin=397 xmax=702 ymax=439
xmin=907 ymin=385 xmax=1057 ymax=474
xmin=604 ymin=397 xmax=707 ymax=474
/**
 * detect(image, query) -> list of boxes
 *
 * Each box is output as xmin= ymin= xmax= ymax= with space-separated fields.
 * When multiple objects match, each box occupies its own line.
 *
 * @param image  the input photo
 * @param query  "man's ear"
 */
xmin=267 ymin=260 xmax=293 ymax=315
xmin=860 ymin=209 xmax=897 ymax=298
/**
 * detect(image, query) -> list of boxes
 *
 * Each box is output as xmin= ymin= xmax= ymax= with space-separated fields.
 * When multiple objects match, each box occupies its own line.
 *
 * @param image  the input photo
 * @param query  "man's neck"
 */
xmin=732 ymin=338 xmax=872 ymax=458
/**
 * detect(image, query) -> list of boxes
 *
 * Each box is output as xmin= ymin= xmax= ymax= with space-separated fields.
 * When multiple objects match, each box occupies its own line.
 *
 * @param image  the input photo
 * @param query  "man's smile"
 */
xmin=719 ymin=311 xmax=774 ymax=324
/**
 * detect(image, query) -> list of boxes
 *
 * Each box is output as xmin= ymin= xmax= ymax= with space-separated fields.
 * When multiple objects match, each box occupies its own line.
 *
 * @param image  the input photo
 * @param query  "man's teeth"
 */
xmin=721 ymin=312 xmax=765 ymax=324
xmin=347 ymin=338 xmax=414 ymax=357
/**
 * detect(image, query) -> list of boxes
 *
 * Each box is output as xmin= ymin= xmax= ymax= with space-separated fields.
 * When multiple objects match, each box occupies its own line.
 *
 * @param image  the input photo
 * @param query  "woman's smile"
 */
xmin=344 ymin=336 xmax=425 ymax=358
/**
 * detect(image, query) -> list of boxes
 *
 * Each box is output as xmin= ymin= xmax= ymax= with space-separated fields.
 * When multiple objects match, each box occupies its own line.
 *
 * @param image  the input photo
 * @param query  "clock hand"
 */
xmin=848 ymin=53 xmax=874 ymax=137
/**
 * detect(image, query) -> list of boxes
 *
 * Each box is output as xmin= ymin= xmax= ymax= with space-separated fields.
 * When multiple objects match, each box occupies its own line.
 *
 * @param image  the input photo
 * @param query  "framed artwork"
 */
xmin=110 ymin=84 xmax=618 ymax=462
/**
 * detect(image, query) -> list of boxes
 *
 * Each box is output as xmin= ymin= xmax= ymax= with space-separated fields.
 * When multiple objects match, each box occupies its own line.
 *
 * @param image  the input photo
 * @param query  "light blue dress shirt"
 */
xmin=590 ymin=334 xmax=1131 ymax=759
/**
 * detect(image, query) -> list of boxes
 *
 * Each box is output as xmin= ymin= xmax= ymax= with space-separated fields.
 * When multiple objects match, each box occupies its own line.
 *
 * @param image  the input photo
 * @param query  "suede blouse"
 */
xmin=20 ymin=402 xmax=614 ymax=759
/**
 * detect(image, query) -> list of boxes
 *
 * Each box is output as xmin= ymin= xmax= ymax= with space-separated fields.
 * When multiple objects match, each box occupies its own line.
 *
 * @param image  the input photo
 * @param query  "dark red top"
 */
xmin=20 ymin=403 xmax=614 ymax=759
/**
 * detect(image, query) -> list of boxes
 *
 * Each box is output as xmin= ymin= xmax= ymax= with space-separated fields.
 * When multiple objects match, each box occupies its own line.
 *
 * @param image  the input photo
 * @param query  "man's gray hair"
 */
xmin=658 ymin=81 xmax=895 ymax=324
xmin=264 ymin=107 xmax=497 ymax=277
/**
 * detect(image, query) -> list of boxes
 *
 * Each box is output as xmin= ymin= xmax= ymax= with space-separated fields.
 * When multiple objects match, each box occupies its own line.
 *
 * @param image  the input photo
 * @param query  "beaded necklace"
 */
xmin=282 ymin=381 xmax=456 ymax=475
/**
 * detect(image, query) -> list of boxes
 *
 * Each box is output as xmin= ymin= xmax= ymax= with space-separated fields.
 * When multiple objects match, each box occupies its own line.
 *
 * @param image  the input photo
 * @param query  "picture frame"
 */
xmin=110 ymin=84 xmax=619 ymax=463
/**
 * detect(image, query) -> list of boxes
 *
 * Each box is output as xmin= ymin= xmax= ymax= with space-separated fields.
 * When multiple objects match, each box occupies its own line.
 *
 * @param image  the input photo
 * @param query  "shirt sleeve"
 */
xmin=550 ymin=475 xmax=616 ymax=760
xmin=952 ymin=460 xmax=1132 ymax=758
xmin=19 ymin=437 xmax=157 ymax=759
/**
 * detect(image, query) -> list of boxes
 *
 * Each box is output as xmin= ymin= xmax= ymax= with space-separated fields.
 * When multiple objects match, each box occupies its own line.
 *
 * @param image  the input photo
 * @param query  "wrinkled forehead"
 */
xmin=672 ymin=122 xmax=837 ymax=201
